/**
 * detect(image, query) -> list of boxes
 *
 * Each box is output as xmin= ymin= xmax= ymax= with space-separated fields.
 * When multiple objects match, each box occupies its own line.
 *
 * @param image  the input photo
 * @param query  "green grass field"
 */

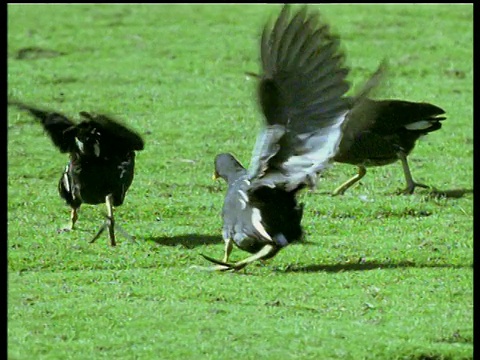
xmin=8 ymin=4 xmax=473 ymax=360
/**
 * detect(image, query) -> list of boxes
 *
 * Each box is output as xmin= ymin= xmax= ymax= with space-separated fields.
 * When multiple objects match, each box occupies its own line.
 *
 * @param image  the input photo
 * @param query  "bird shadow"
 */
xmin=275 ymin=260 xmax=473 ymax=273
xmin=145 ymin=234 xmax=223 ymax=248
xmin=145 ymin=234 xmax=319 ymax=249
xmin=311 ymin=187 xmax=473 ymax=199
xmin=425 ymin=187 xmax=473 ymax=199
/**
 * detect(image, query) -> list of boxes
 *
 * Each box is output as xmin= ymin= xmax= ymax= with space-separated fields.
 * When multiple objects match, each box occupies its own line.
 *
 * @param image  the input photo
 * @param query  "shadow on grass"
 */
xmin=276 ymin=260 xmax=473 ymax=273
xmin=145 ymin=234 xmax=319 ymax=248
xmin=311 ymin=187 xmax=473 ymax=199
xmin=426 ymin=187 xmax=473 ymax=199
xmin=146 ymin=234 xmax=222 ymax=248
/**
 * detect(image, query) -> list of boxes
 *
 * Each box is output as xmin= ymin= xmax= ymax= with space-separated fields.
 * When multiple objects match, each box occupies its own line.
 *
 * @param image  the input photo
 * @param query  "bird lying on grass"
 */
xmin=331 ymin=98 xmax=446 ymax=195
xmin=8 ymin=100 xmax=145 ymax=246
xmin=197 ymin=5 xmax=384 ymax=272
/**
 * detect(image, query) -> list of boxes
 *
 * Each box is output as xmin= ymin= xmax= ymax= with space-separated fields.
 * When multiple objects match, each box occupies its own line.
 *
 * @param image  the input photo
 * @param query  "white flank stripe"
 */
xmin=94 ymin=142 xmax=100 ymax=157
xmin=251 ymin=208 xmax=272 ymax=241
xmin=62 ymin=164 xmax=70 ymax=193
xmin=238 ymin=190 xmax=249 ymax=203
xmin=75 ymin=137 xmax=84 ymax=153
xmin=239 ymin=199 xmax=247 ymax=210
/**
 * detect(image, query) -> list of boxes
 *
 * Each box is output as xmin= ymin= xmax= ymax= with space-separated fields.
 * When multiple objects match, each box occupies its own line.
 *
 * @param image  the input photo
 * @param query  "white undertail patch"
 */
xmin=238 ymin=190 xmax=249 ymax=210
xmin=404 ymin=120 xmax=434 ymax=130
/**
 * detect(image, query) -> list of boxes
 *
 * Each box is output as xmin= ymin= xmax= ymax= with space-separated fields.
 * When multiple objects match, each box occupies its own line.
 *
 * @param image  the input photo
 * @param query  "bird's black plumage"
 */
xmin=8 ymin=100 xmax=145 ymax=246
xmin=332 ymin=98 xmax=446 ymax=195
xmin=199 ymin=5 xmax=378 ymax=271
xmin=213 ymin=153 xmax=304 ymax=260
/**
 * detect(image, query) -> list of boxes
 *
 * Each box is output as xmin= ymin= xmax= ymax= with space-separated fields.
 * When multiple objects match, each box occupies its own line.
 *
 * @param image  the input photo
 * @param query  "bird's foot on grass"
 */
xmin=190 ymin=254 xmax=247 ymax=272
xmin=331 ymin=187 xmax=347 ymax=196
xmin=57 ymin=226 xmax=74 ymax=234
xmin=90 ymin=216 xmax=136 ymax=247
xmin=398 ymin=182 xmax=430 ymax=195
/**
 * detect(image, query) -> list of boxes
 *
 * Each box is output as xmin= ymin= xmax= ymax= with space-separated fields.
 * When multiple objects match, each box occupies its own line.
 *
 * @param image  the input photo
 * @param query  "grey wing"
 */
xmin=247 ymin=5 xmax=352 ymax=191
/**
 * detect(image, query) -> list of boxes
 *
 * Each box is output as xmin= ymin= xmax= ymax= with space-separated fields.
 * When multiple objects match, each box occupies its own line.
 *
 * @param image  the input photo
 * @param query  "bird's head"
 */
xmin=213 ymin=153 xmax=246 ymax=183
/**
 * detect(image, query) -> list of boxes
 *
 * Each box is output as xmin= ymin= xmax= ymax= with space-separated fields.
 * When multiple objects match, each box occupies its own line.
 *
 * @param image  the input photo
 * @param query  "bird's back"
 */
xmin=335 ymin=98 xmax=446 ymax=166
xmin=64 ymin=151 xmax=137 ymax=206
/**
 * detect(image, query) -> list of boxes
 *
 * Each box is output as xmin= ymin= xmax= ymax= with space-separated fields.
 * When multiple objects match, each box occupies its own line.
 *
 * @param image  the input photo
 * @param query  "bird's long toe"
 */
xmin=332 ymin=185 xmax=348 ymax=196
xmin=57 ymin=226 xmax=74 ymax=234
xmin=89 ymin=216 xmax=135 ymax=246
xmin=199 ymin=254 xmax=249 ymax=272
xmin=399 ymin=181 xmax=430 ymax=195
xmin=107 ymin=216 xmax=116 ymax=247
xmin=90 ymin=219 xmax=107 ymax=244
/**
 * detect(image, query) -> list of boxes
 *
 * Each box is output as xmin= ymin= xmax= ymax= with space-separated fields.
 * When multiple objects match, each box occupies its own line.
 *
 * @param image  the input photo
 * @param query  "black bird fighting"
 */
xmin=199 ymin=5 xmax=383 ymax=271
xmin=9 ymin=100 xmax=145 ymax=246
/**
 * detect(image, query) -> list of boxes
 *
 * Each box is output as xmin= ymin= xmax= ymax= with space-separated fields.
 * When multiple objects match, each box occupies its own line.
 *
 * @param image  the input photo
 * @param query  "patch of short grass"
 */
xmin=8 ymin=4 xmax=472 ymax=360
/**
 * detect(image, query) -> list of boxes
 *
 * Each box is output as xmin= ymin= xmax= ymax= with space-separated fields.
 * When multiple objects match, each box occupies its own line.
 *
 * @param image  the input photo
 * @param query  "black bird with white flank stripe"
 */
xmin=9 ymin=100 xmax=145 ymax=246
xmin=198 ymin=5 xmax=381 ymax=271
xmin=332 ymin=98 xmax=446 ymax=195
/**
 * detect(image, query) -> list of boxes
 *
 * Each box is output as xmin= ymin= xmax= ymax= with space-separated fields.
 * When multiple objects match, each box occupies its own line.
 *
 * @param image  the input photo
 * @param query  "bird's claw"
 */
xmin=398 ymin=182 xmax=430 ymax=195
xmin=57 ymin=227 xmax=73 ymax=234
xmin=197 ymin=254 xmax=247 ymax=272
xmin=90 ymin=215 xmax=116 ymax=246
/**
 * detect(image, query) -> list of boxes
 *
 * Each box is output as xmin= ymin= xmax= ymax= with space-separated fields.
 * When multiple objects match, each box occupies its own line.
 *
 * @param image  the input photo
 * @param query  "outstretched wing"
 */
xmin=79 ymin=112 xmax=145 ymax=152
xmin=8 ymin=100 xmax=77 ymax=153
xmin=248 ymin=5 xmax=352 ymax=191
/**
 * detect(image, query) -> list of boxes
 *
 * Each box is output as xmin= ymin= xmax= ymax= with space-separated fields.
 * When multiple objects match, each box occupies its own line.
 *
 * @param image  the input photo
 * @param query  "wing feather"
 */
xmin=248 ymin=5 xmax=353 ymax=191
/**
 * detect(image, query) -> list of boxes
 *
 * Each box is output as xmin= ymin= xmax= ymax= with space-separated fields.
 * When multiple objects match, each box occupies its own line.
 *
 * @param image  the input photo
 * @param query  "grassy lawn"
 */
xmin=8 ymin=4 xmax=473 ymax=360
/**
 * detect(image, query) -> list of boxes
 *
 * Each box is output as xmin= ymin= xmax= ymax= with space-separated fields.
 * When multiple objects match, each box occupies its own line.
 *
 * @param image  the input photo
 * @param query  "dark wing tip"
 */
xmin=9 ymin=99 xmax=77 ymax=153
xmin=352 ymin=59 xmax=389 ymax=104
xmin=79 ymin=111 xmax=145 ymax=151
xmin=258 ymin=5 xmax=352 ymax=128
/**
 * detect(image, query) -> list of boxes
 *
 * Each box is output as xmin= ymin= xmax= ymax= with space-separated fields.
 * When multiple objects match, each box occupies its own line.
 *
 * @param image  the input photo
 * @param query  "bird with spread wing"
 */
xmin=9 ymin=100 xmax=145 ymax=246
xmin=198 ymin=5 xmax=383 ymax=271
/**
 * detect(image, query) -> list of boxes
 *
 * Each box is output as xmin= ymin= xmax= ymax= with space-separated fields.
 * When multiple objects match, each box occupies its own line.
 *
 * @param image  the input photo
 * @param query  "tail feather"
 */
xmin=402 ymin=102 xmax=445 ymax=134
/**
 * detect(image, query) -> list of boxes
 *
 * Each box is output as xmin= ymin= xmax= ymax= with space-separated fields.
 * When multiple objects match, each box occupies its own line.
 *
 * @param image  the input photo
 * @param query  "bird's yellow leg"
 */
xmin=105 ymin=194 xmax=116 ymax=246
xmin=223 ymin=238 xmax=233 ymax=263
xmin=227 ymin=244 xmax=276 ymax=271
xmin=70 ymin=208 xmax=78 ymax=230
xmin=196 ymin=244 xmax=277 ymax=272
xmin=332 ymin=166 xmax=367 ymax=196
xmin=397 ymin=152 xmax=429 ymax=194
xmin=90 ymin=194 xmax=116 ymax=246
xmin=58 ymin=207 xmax=79 ymax=233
